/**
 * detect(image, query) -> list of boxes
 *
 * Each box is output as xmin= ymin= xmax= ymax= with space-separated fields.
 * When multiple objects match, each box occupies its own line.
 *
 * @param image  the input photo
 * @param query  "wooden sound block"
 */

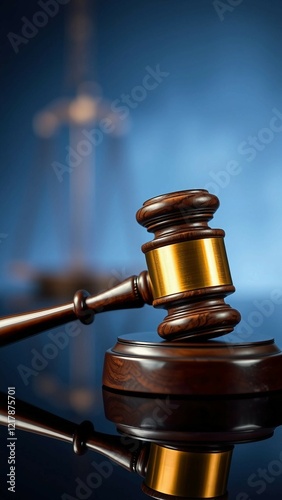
xmin=103 ymin=333 xmax=282 ymax=396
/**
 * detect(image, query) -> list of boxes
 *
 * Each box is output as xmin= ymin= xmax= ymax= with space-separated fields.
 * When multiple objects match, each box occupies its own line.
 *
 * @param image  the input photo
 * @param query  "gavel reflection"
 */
xmin=0 ymin=189 xmax=241 ymax=346
xmin=1 ymin=390 xmax=282 ymax=499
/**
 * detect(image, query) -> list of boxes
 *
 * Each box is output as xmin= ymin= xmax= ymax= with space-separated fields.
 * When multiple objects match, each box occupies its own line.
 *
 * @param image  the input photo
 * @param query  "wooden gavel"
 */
xmin=0 ymin=189 xmax=241 ymax=347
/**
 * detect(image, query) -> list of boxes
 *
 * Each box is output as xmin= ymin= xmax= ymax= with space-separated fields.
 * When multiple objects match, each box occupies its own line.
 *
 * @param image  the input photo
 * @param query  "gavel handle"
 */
xmin=0 ymin=271 xmax=152 ymax=347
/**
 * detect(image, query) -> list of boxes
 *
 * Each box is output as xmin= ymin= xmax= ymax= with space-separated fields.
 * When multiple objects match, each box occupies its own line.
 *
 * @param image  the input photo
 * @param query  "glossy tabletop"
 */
xmin=1 ymin=292 xmax=282 ymax=500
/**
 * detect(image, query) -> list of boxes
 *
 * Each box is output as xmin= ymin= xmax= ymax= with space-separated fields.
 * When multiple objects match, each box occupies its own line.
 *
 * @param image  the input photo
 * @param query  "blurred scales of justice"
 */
xmin=10 ymin=0 xmax=132 ymax=412
xmin=12 ymin=0 xmax=131 ymax=300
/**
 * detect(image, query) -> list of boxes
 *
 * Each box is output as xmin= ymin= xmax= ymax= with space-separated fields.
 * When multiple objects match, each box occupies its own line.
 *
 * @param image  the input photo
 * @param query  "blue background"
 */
xmin=1 ymin=0 xmax=282 ymax=295
xmin=1 ymin=2 xmax=282 ymax=499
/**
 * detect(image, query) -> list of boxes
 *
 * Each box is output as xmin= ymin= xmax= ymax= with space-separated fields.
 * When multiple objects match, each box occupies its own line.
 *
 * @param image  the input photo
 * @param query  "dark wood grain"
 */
xmin=103 ymin=333 xmax=282 ymax=395
xmin=136 ymin=189 xmax=241 ymax=340
xmin=136 ymin=189 xmax=222 ymax=250
xmin=0 ymin=271 xmax=152 ymax=346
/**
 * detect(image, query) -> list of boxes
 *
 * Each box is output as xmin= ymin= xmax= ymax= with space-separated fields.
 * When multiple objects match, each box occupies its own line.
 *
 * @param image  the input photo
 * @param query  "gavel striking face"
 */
xmin=0 ymin=189 xmax=241 ymax=346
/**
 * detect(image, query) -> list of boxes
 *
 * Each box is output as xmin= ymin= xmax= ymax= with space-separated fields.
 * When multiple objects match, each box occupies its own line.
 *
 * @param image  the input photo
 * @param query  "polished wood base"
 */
xmin=103 ymin=333 xmax=282 ymax=396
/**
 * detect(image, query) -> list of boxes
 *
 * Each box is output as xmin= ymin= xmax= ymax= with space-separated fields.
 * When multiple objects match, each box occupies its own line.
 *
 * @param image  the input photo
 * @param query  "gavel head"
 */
xmin=136 ymin=189 xmax=241 ymax=341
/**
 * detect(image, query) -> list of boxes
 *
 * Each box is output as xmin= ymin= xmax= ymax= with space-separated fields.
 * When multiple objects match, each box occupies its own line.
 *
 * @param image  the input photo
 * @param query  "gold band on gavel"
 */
xmin=145 ymin=237 xmax=232 ymax=299
xmin=145 ymin=444 xmax=233 ymax=498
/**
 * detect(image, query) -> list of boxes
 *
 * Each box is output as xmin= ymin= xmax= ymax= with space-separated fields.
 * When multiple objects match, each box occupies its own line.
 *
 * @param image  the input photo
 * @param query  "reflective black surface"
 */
xmin=1 ymin=293 xmax=282 ymax=499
